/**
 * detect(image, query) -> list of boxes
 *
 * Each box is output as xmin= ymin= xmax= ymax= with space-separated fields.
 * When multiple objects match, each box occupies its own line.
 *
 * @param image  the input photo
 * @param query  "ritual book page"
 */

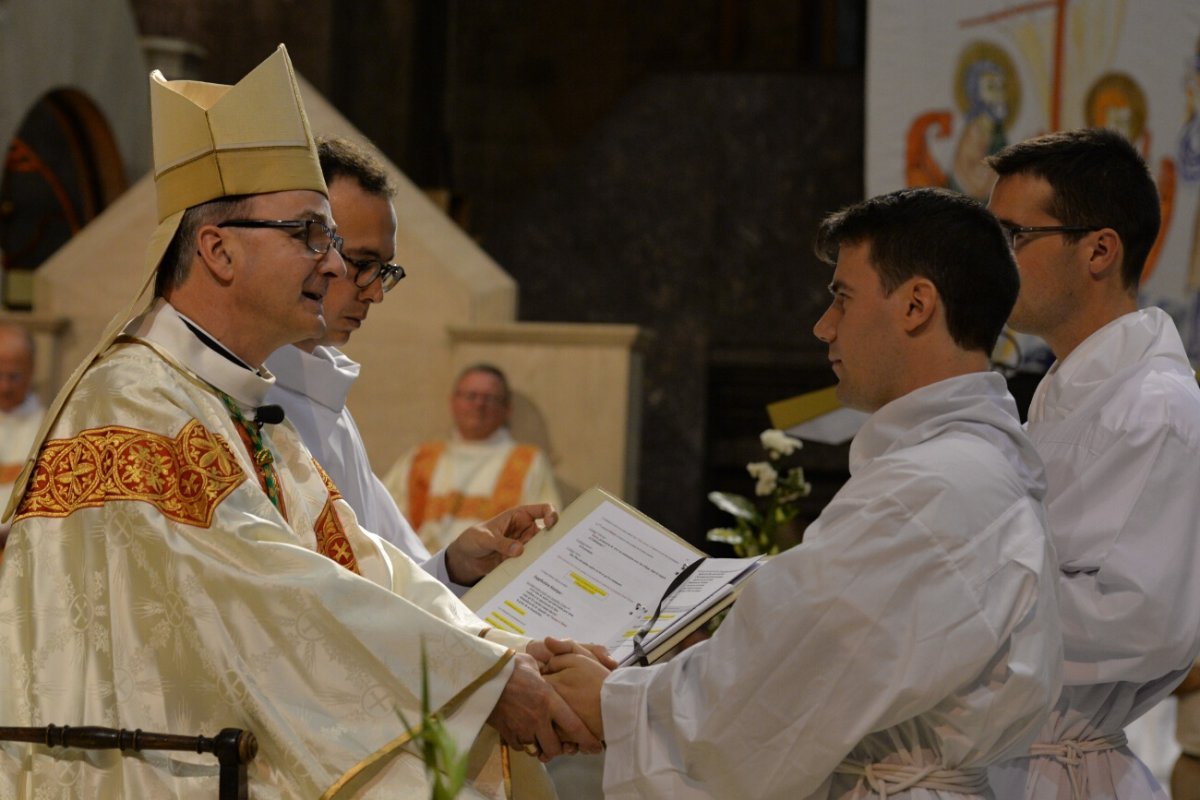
xmin=464 ymin=487 xmax=762 ymax=664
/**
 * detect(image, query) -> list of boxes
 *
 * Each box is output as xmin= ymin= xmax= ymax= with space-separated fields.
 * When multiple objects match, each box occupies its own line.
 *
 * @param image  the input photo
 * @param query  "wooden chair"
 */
xmin=0 ymin=724 xmax=258 ymax=799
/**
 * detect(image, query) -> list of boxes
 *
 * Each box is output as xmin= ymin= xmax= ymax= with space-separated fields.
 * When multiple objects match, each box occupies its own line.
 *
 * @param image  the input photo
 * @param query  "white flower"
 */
xmin=760 ymin=429 xmax=802 ymax=457
xmin=747 ymin=461 xmax=778 ymax=496
xmin=706 ymin=527 xmax=744 ymax=545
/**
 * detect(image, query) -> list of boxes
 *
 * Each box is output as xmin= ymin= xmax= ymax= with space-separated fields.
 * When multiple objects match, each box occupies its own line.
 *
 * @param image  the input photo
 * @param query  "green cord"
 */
xmin=217 ymin=391 xmax=281 ymax=512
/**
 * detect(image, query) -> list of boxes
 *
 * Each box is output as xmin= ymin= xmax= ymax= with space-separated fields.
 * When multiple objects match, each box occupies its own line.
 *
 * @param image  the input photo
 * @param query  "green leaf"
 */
xmin=707 ymin=491 xmax=759 ymax=521
xmin=401 ymin=639 xmax=470 ymax=799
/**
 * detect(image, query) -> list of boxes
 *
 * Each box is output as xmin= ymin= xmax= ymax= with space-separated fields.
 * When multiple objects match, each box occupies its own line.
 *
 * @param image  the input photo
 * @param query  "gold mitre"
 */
xmin=145 ymin=42 xmax=327 ymax=273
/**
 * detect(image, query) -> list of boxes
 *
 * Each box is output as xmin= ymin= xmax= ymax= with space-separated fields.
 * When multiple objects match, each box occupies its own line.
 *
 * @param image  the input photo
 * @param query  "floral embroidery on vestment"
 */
xmin=14 ymin=420 xmax=245 ymax=526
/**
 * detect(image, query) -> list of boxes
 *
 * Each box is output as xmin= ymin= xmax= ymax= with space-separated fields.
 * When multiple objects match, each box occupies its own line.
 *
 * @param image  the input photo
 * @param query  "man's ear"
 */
xmin=901 ymin=277 xmax=938 ymax=333
xmin=1084 ymin=228 xmax=1122 ymax=281
xmin=195 ymin=224 xmax=236 ymax=283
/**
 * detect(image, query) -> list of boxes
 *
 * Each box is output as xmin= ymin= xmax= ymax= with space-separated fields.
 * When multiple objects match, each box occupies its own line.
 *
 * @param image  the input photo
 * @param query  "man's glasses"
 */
xmin=341 ymin=253 xmax=407 ymax=292
xmin=217 ymin=219 xmax=344 ymax=256
xmin=1000 ymin=223 xmax=1101 ymax=250
xmin=454 ymin=390 xmax=507 ymax=407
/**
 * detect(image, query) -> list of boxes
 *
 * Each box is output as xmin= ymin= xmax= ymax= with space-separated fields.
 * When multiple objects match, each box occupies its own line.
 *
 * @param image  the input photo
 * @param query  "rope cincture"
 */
xmin=217 ymin=391 xmax=281 ymax=513
xmin=1029 ymin=731 xmax=1128 ymax=800
xmin=835 ymin=759 xmax=989 ymax=799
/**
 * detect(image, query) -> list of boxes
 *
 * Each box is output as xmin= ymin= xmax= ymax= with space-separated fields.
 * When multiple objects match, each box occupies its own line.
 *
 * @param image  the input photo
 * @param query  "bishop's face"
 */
xmin=221 ymin=189 xmax=346 ymax=362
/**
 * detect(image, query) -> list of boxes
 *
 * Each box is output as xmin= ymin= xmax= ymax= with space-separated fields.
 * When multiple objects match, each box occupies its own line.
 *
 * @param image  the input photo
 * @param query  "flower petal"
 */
xmin=708 ymin=491 xmax=759 ymax=520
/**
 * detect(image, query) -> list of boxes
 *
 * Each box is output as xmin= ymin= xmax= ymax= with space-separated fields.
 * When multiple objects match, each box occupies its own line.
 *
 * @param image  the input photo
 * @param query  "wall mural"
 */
xmin=868 ymin=0 xmax=1200 ymax=364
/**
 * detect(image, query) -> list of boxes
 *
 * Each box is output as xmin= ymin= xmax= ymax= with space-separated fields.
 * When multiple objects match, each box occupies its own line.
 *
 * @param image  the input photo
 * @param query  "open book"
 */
xmin=463 ymin=487 xmax=764 ymax=665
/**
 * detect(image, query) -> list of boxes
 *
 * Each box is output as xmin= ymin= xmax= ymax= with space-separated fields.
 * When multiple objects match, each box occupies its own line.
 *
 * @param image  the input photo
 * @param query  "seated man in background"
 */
xmin=265 ymin=136 xmax=532 ymax=591
xmin=385 ymin=363 xmax=561 ymax=552
xmin=0 ymin=322 xmax=41 ymax=549
xmin=543 ymin=187 xmax=1064 ymax=799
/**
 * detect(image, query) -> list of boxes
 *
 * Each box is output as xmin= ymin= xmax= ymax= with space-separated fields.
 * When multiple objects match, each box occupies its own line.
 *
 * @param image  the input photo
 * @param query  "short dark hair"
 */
xmin=456 ymin=363 xmax=510 ymax=403
xmin=986 ymin=127 xmax=1160 ymax=290
xmin=815 ymin=187 xmax=1019 ymax=354
xmin=154 ymin=195 xmax=252 ymax=297
xmin=316 ymin=136 xmax=395 ymax=199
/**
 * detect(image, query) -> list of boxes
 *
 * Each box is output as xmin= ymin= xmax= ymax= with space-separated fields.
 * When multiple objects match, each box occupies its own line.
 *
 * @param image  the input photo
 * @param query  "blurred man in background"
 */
xmin=385 ymin=363 xmax=561 ymax=552
xmin=0 ymin=323 xmax=40 ymax=549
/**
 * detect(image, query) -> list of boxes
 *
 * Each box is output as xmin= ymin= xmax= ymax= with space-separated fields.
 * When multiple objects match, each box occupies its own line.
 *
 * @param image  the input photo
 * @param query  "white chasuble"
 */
xmin=384 ymin=430 xmax=561 ymax=554
xmin=0 ymin=301 xmax=549 ymax=799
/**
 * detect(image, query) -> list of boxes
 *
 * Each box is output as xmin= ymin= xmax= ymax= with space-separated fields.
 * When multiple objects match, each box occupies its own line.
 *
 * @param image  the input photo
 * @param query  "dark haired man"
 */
xmin=264 ymin=137 xmax=534 ymax=590
xmin=986 ymin=128 xmax=1200 ymax=799
xmin=542 ymin=187 xmax=1062 ymax=799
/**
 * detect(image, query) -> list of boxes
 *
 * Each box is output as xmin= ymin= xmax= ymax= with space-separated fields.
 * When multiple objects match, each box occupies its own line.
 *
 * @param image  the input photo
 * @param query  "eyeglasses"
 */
xmin=454 ymin=390 xmax=507 ymax=407
xmin=217 ymin=219 xmax=344 ymax=256
xmin=341 ymin=253 xmax=407 ymax=292
xmin=1000 ymin=223 xmax=1101 ymax=250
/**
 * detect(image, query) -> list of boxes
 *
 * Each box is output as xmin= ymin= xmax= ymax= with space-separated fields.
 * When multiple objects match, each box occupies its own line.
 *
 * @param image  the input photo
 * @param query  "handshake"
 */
xmin=486 ymin=635 xmax=617 ymax=761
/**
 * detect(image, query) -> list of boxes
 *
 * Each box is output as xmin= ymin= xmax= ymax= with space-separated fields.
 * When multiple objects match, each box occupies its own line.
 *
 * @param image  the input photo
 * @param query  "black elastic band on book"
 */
xmin=630 ymin=557 xmax=706 ymax=667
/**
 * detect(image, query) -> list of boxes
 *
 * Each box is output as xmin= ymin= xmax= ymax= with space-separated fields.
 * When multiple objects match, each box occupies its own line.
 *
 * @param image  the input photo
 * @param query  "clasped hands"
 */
xmin=487 ymin=636 xmax=614 ymax=761
xmin=452 ymin=504 xmax=614 ymax=759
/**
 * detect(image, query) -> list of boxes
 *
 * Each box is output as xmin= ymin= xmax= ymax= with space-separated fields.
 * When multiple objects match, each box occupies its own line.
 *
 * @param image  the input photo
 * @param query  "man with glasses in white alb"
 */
xmin=986 ymin=127 xmax=1200 ymax=800
xmin=265 ymin=136 xmax=544 ymax=592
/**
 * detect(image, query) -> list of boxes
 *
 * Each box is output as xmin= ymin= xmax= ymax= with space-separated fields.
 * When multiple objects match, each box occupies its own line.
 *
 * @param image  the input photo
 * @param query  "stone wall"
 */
xmin=475 ymin=72 xmax=864 ymax=537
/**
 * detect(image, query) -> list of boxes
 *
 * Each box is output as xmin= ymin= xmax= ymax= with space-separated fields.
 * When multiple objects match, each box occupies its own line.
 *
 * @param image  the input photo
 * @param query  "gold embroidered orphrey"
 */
xmin=311 ymin=458 xmax=362 ymax=575
xmin=14 ymin=420 xmax=245 ymax=527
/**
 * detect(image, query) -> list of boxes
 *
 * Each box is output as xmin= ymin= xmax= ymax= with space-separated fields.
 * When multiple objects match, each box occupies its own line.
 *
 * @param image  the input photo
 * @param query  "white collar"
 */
xmin=451 ymin=427 xmax=514 ymax=447
xmin=0 ymin=393 xmax=42 ymax=419
xmin=123 ymin=299 xmax=276 ymax=409
xmin=264 ymin=345 xmax=360 ymax=412
xmin=1029 ymin=307 xmax=1190 ymax=421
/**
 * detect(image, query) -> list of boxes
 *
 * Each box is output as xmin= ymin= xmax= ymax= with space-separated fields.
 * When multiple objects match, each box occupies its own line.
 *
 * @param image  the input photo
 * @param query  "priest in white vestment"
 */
xmin=986 ymin=128 xmax=1200 ymax=800
xmin=266 ymin=137 xmax=540 ymax=596
xmin=384 ymin=365 xmax=561 ymax=552
xmin=544 ymin=187 xmax=1064 ymax=799
xmin=0 ymin=46 xmax=599 ymax=799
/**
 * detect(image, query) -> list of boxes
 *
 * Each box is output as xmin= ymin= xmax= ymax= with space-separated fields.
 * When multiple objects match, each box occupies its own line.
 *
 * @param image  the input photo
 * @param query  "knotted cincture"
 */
xmin=1029 ymin=730 xmax=1128 ymax=800
xmin=835 ymin=759 xmax=989 ymax=800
